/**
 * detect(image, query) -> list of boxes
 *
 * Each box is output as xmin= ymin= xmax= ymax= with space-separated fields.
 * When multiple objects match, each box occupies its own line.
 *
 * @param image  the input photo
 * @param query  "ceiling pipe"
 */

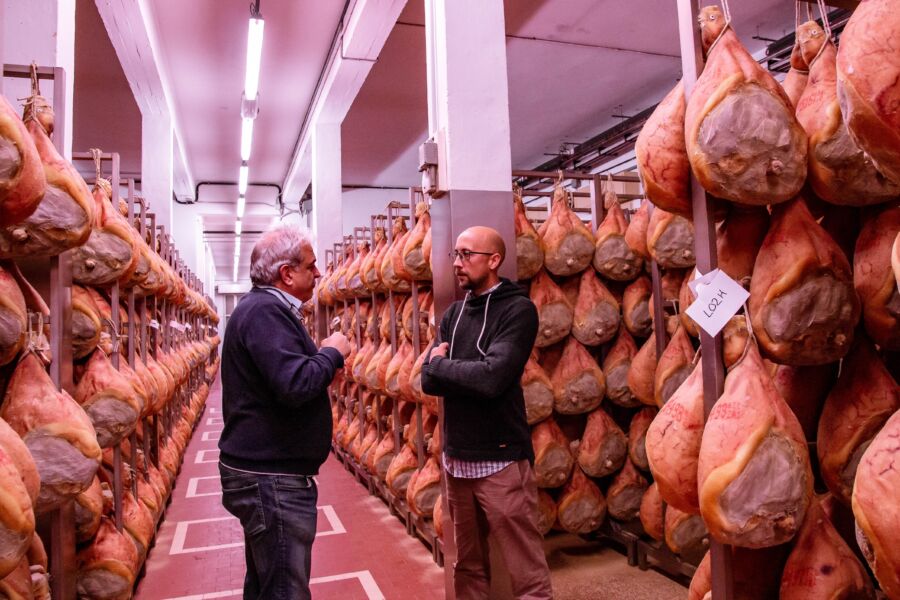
xmin=193 ymin=181 xmax=283 ymax=206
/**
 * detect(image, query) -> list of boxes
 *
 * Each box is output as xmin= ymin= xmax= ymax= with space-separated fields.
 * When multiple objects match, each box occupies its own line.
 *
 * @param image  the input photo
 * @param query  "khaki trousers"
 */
xmin=444 ymin=460 xmax=553 ymax=600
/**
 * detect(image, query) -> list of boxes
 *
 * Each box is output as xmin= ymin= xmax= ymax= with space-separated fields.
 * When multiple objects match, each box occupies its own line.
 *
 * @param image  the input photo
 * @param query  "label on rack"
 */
xmin=150 ymin=320 xmax=160 ymax=330
xmin=169 ymin=320 xmax=186 ymax=332
xmin=685 ymin=269 xmax=748 ymax=337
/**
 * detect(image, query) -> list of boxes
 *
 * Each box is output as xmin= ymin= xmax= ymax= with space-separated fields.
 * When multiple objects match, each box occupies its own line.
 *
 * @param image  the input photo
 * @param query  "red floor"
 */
xmin=135 ymin=379 xmax=445 ymax=600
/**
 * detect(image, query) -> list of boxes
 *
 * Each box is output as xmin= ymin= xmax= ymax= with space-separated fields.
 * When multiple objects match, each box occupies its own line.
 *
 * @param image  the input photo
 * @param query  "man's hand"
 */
xmin=321 ymin=332 xmax=351 ymax=358
xmin=430 ymin=342 xmax=449 ymax=360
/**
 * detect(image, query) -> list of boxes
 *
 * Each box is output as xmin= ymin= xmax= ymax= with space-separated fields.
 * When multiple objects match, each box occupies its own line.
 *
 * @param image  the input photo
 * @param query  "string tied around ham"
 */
xmin=24 ymin=311 xmax=50 ymax=364
xmin=702 ymin=0 xmax=733 ymax=55
xmin=20 ymin=62 xmax=54 ymax=135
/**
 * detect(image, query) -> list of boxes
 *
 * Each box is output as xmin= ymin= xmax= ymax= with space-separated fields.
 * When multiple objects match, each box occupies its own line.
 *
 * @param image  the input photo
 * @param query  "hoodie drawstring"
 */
xmin=448 ymin=289 xmax=493 ymax=359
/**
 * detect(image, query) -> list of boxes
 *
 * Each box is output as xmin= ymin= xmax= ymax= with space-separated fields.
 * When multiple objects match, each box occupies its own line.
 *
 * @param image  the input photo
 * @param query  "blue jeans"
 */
xmin=219 ymin=463 xmax=318 ymax=600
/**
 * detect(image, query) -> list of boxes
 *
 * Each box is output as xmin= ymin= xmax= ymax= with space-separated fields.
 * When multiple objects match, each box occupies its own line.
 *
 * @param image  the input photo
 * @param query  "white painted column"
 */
xmin=311 ymin=121 xmax=343 ymax=262
xmin=142 ymin=113 xmax=174 ymax=235
xmin=425 ymin=0 xmax=512 ymax=192
xmin=2 ymin=0 xmax=76 ymax=157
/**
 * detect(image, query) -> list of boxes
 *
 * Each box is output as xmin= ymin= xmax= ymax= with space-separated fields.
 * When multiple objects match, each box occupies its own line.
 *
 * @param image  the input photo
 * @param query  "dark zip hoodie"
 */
xmin=421 ymin=278 xmax=538 ymax=463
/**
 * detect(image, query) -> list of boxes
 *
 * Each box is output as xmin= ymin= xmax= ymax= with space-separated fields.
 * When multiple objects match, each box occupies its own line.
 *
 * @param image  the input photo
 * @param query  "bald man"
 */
xmin=421 ymin=227 xmax=553 ymax=600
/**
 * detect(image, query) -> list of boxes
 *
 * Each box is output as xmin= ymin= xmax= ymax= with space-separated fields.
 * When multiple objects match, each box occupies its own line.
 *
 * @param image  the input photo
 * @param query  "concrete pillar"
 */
xmin=2 ymin=0 xmax=76 ymax=157
xmin=142 ymin=113 xmax=174 ymax=234
xmin=311 ymin=121 xmax=343 ymax=263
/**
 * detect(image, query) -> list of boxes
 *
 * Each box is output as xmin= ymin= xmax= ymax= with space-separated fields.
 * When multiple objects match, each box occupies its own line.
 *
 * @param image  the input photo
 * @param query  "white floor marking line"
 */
xmin=162 ymin=570 xmax=384 ymax=600
xmin=206 ymin=416 xmax=224 ymax=426
xmin=194 ymin=449 xmax=220 ymax=464
xmin=169 ymin=505 xmax=346 ymax=555
xmin=207 ymin=407 xmax=219 ymax=414
xmin=185 ymin=476 xmax=221 ymax=498
xmin=200 ymin=430 xmax=221 ymax=442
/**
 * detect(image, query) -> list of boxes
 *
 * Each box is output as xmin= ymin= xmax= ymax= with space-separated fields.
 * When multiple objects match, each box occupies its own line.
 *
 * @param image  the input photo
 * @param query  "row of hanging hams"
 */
xmin=0 ymin=75 xmax=216 ymax=322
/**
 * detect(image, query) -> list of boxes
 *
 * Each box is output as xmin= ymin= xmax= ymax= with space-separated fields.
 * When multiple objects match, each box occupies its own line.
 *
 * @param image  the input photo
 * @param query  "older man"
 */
xmin=422 ymin=226 xmax=553 ymax=600
xmin=219 ymin=225 xmax=350 ymax=600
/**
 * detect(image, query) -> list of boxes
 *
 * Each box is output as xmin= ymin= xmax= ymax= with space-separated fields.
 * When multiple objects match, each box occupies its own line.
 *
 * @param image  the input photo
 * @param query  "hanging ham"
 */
xmin=781 ymin=26 xmax=810 ymax=109
xmin=531 ymin=417 xmax=574 ymax=489
xmin=749 ymin=197 xmax=860 ymax=366
xmin=361 ymin=226 xmax=388 ymax=293
xmin=622 ymin=276 xmax=653 ymax=338
xmin=855 ymin=204 xmax=900 ymax=350
xmin=345 ymin=241 xmax=370 ymax=298
xmin=646 ymin=360 xmax=703 ymax=514
xmin=407 ymin=456 xmax=441 ymax=517
xmin=796 ymin=22 xmax=900 ymax=206
xmin=640 ymin=483 xmax=665 ymax=542
xmin=698 ymin=341 xmax=813 ymax=548
xmin=1 ymin=72 xmax=92 ymax=258
xmin=530 ymin=269 xmax=573 ymax=347
xmin=522 ymin=352 xmax=554 ymax=425
xmin=893 ymin=232 xmax=900 ymax=291
xmin=606 ymin=458 xmax=648 ymax=522
xmin=0 ymin=435 xmax=34 ymax=580
xmin=636 ymin=82 xmax=691 ymax=215
xmin=852 ymin=409 xmax=900 ymax=599
xmin=817 ymin=336 xmax=899 ymax=506
xmin=0 ymin=262 xmax=26 ymax=366
xmin=514 ymin=188 xmax=543 ymax=280
xmin=74 ymin=351 xmax=142 ymax=448
xmin=72 ymin=174 xmax=139 ymax=286
xmin=690 ymin=545 xmax=792 ymax=600
xmin=628 ymin=407 xmax=656 ymax=472
xmin=576 ymin=408 xmax=627 ymax=478
xmin=74 ymin=477 xmax=104 ymax=544
xmin=0 ymin=417 xmax=39 ymax=505
xmin=716 ymin=205 xmax=769 ymax=286
xmin=780 ymin=496 xmax=875 ymax=600
xmin=647 ymin=206 xmax=695 ymax=269
xmin=593 ymin=186 xmax=643 ymax=280
xmin=551 ymin=337 xmax=605 ymax=415
xmin=685 ymin=7 xmax=807 ymax=206
xmin=402 ymin=201 xmax=433 ymax=282
xmin=379 ymin=218 xmax=412 ymax=293
xmin=556 ymin=466 xmax=607 ymax=534
xmin=603 ymin=327 xmax=639 ymax=408
xmin=537 ymin=490 xmax=558 ymax=536
xmin=538 ymin=186 xmax=594 ymax=277
xmin=665 ymin=505 xmax=709 ymax=562
xmin=836 ymin=0 xmax=900 ymax=186
xmin=571 ymin=269 xmax=619 ymax=347
xmin=654 ymin=326 xmax=693 ymax=407
xmin=0 ymin=94 xmax=45 ymax=227
xmin=76 ymin=516 xmax=139 ymax=600
xmin=1 ymin=353 xmax=101 ymax=513
xmin=386 ymin=444 xmax=418 ymax=496
xmin=624 ymin=200 xmax=651 ymax=261
xmin=627 ymin=332 xmax=658 ymax=407
xmin=72 ymin=285 xmax=102 ymax=360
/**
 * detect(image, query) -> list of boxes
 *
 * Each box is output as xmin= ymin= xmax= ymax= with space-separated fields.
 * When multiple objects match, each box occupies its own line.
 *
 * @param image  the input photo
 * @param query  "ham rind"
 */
xmin=577 ymin=408 xmax=627 ymax=478
xmin=522 ymin=352 xmax=554 ymax=425
xmin=647 ymin=207 xmax=695 ymax=269
xmin=697 ymin=341 xmax=813 ymax=548
xmin=603 ymin=327 xmax=639 ymax=408
xmin=636 ymin=82 xmax=691 ymax=216
xmin=854 ymin=204 xmax=900 ymax=351
xmin=685 ymin=7 xmax=807 ymax=206
xmin=402 ymin=202 xmax=432 ymax=281
xmin=514 ymin=189 xmax=543 ymax=281
xmin=796 ymin=22 xmax=900 ymax=206
xmin=571 ymin=269 xmax=620 ymax=347
xmin=817 ymin=336 xmax=899 ymax=506
xmin=836 ymin=0 xmax=900 ymax=186
xmin=532 ymin=417 xmax=574 ymax=489
xmin=593 ymin=197 xmax=643 ymax=281
xmin=852 ymin=409 xmax=900 ymax=599
xmin=538 ymin=186 xmax=594 ymax=277
xmin=639 ymin=483 xmax=665 ymax=542
xmin=530 ymin=269 xmax=573 ymax=348
xmin=0 ymin=95 xmax=45 ymax=227
xmin=780 ymin=31 xmax=809 ymax=109
xmin=556 ymin=466 xmax=607 ymax=534
xmin=552 ymin=337 xmax=605 ymax=416
xmin=749 ymin=197 xmax=860 ymax=366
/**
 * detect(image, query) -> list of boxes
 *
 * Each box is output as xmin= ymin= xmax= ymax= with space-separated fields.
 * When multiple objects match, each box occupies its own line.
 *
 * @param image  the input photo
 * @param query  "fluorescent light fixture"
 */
xmin=244 ymin=17 xmax=265 ymax=101
xmin=240 ymin=117 xmax=254 ymax=161
xmin=234 ymin=219 xmax=243 ymax=235
xmin=238 ymin=163 xmax=249 ymax=195
xmin=236 ymin=194 xmax=246 ymax=219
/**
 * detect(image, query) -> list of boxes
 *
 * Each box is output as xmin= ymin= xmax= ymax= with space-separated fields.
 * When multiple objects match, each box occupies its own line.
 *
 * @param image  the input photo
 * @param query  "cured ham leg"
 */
xmin=624 ymin=201 xmax=650 ymax=260
xmin=0 ymin=94 xmax=45 ymax=227
xmin=854 ymin=205 xmax=900 ymax=350
xmin=647 ymin=207 xmax=695 ymax=269
xmin=0 ymin=436 xmax=34 ymax=579
xmin=0 ymin=262 xmax=26 ymax=366
xmin=76 ymin=517 xmax=138 ymax=600
xmin=636 ymin=82 xmax=691 ymax=215
xmin=665 ymin=505 xmax=709 ymax=562
xmin=386 ymin=444 xmax=417 ymax=496
xmin=514 ymin=189 xmax=543 ymax=281
xmin=654 ymin=326 xmax=693 ymax=407
xmin=817 ymin=336 xmax=899 ymax=505
xmin=530 ymin=270 xmax=573 ymax=348
xmin=627 ymin=407 xmax=656 ymax=472
xmin=1 ymin=353 xmax=101 ymax=513
xmin=536 ymin=490 xmax=557 ymax=536
xmin=836 ymin=0 xmax=900 ymax=185
xmin=639 ymin=483 xmax=665 ymax=542
xmin=622 ymin=276 xmax=653 ymax=338
xmin=749 ymin=197 xmax=860 ymax=366
xmin=522 ymin=352 xmax=553 ymax=425
xmin=627 ymin=332 xmax=658 ymax=407
xmin=781 ymin=29 xmax=809 ymax=109
xmin=606 ymin=458 xmax=648 ymax=521
xmin=593 ymin=189 xmax=643 ymax=281
xmin=571 ymin=269 xmax=619 ymax=347
xmin=698 ymin=342 xmax=813 ymax=548
xmin=551 ymin=337 xmax=605 ymax=415
xmin=603 ymin=327 xmax=639 ymax=408
xmin=402 ymin=201 xmax=432 ymax=281
xmin=407 ymin=456 xmax=441 ymax=517
xmin=72 ymin=175 xmax=139 ymax=286
xmin=75 ymin=351 xmax=142 ymax=448
xmin=576 ymin=408 xmax=627 ymax=478
xmin=556 ymin=466 xmax=607 ymax=534
xmin=538 ymin=186 xmax=594 ymax=277
xmin=532 ymin=417 xmax=574 ymax=488
xmin=685 ymin=7 xmax=807 ymax=206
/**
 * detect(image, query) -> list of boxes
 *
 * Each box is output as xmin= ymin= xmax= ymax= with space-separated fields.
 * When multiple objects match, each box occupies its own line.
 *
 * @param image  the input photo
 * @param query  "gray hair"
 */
xmin=250 ymin=224 xmax=314 ymax=286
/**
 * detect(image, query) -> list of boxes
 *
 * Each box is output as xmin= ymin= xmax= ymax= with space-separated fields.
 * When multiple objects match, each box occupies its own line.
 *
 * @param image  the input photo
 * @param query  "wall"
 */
xmin=341 ymin=187 xmax=409 ymax=235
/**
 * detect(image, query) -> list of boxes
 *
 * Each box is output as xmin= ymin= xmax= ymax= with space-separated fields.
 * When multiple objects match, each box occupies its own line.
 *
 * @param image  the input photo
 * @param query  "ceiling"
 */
xmin=72 ymin=0 xmax=801 ymax=284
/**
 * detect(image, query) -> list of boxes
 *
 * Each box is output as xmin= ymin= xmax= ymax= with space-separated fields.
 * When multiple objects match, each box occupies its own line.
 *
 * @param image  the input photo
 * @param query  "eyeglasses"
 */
xmin=449 ymin=250 xmax=496 ymax=262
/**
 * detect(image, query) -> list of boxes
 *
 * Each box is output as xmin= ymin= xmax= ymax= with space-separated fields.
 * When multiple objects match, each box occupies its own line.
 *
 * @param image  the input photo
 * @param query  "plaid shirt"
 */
xmin=443 ymin=454 xmax=512 ymax=479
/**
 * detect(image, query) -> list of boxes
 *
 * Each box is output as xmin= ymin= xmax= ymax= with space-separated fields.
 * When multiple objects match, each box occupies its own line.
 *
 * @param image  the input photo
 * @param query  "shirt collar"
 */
xmin=473 ymin=280 xmax=503 ymax=298
xmin=257 ymin=285 xmax=304 ymax=314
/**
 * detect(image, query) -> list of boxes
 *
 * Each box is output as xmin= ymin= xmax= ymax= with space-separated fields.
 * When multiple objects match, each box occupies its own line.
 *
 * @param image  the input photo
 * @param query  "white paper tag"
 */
xmin=685 ymin=269 xmax=749 ymax=337
xmin=149 ymin=320 xmax=160 ymax=330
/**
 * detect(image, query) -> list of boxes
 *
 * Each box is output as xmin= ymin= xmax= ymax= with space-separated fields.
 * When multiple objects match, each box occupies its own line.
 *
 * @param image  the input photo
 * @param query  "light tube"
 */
xmin=240 ymin=117 xmax=254 ymax=161
xmin=236 ymin=194 xmax=246 ymax=219
xmin=244 ymin=18 xmax=265 ymax=101
xmin=234 ymin=219 xmax=243 ymax=236
xmin=238 ymin=164 xmax=249 ymax=195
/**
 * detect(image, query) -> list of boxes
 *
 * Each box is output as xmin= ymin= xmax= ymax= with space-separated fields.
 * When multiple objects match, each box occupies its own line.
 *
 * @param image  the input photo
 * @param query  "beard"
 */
xmin=457 ymin=271 xmax=485 ymax=291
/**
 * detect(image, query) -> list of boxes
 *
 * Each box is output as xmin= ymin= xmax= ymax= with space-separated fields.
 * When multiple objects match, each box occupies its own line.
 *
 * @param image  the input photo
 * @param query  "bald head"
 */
xmin=458 ymin=226 xmax=506 ymax=264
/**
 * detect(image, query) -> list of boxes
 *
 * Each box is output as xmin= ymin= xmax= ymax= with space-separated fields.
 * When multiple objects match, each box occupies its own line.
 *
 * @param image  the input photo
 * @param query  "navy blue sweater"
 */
xmin=421 ymin=279 xmax=537 ymax=463
xmin=219 ymin=288 xmax=343 ymax=475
